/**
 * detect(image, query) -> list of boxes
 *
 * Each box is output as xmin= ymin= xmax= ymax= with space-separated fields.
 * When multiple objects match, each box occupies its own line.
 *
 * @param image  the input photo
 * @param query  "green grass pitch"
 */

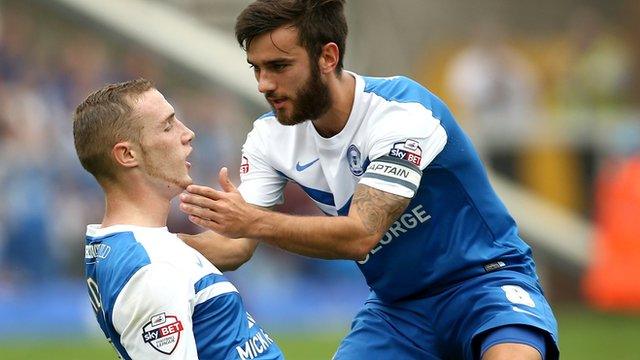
xmin=0 ymin=305 xmax=638 ymax=359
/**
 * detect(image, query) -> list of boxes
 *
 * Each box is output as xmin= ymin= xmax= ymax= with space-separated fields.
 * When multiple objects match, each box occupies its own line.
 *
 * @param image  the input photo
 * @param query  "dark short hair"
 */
xmin=73 ymin=78 xmax=154 ymax=182
xmin=235 ymin=0 xmax=348 ymax=73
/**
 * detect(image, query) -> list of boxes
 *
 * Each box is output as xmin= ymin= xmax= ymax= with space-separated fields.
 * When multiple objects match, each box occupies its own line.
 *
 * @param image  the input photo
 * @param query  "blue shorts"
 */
xmin=333 ymin=270 xmax=559 ymax=360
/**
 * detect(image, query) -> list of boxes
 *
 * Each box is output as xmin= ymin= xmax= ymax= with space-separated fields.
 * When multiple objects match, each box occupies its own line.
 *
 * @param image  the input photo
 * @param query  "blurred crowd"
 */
xmin=0 ymin=0 xmax=639 ymax=310
xmin=421 ymin=3 xmax=640 ymax=308
xmin=0 ymin=2 xmax=259 ymax=285
xmin=423 ymin=4 xmax=640 ymax=215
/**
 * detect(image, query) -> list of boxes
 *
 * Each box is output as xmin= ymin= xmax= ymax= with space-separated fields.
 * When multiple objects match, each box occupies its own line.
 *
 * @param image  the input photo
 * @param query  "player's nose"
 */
xmin=179 ymin=120 xmax=195 ymax=143
xmin=257 ymin=72 xmax=276 ymax=94
xmin=185 ymin=127 xmax=195 ymax=143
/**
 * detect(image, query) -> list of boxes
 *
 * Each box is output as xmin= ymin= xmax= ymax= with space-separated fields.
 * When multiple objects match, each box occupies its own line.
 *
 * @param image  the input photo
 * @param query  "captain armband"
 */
xmin=359 ymin=155 xmax=423 ymax=198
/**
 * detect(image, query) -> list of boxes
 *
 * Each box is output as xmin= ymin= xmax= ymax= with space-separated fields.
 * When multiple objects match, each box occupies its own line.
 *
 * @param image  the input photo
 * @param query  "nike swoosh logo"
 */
xmin=512 ymin=306 xmax=540 ymax=319
xmin=295 ymin=158 xmax=319 ymax=171
xmin=195 ymin=255 xmax=204 ymax=268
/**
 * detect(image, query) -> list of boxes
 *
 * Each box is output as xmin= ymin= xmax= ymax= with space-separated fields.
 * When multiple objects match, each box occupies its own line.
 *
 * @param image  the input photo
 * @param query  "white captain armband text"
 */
xmin=359 ymin=155 xmax=423 ymax=198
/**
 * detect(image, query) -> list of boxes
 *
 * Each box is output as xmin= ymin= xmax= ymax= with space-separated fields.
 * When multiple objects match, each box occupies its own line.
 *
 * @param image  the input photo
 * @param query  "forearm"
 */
xmin=180 ymin=180 xmax=410 ymax=262
xmin=180 ymin=231 xmax=257 ymax=271
xmin=247 ymin=210 xmax=376 ymax=260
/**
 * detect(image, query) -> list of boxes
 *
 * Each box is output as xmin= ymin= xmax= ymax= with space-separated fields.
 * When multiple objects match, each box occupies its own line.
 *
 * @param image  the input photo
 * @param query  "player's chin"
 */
xmin=275 ymin=111 xmax=306 ymax=126
xmin=177 ymin=176 xmax=193 ymax=190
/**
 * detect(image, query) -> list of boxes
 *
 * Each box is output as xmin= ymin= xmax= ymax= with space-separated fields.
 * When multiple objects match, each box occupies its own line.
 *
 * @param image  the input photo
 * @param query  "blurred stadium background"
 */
xmin=0 ymin=0 xmax=639 ymax=358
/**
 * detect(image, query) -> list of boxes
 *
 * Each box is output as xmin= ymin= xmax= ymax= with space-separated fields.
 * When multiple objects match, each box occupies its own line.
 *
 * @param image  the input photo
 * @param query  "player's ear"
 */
xmin=318 ymin=42 xmax=339 ymax=74
xmin=112 ymin=141 xmax=139 ymax=169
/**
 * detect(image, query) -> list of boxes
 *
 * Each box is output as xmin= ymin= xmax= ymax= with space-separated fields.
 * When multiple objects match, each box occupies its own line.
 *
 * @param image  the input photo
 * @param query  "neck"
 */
xmin=101 ymin=178 xmax=172 ymax=228
xmin=312 ymin=71 xmax=355 ymax=138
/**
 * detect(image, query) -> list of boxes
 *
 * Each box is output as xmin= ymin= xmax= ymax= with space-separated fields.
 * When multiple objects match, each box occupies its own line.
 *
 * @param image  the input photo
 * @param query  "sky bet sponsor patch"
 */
xmin=389 ymin=139 xmax=422 ymax=166
xmin=142 ymin=312 xmax=184 ymax=355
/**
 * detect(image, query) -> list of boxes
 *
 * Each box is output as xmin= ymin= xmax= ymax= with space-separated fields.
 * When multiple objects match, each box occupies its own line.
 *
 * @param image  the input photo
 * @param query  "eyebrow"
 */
xmin=160 ymin=112 xmax=175 ymax=126
xmin=247 ymin=58 xmax=292 ymax=67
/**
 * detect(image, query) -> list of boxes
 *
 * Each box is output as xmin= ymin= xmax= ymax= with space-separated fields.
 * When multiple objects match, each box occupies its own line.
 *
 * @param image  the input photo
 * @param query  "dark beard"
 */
xmin=272 ymin=65 xmax=331 ymax=126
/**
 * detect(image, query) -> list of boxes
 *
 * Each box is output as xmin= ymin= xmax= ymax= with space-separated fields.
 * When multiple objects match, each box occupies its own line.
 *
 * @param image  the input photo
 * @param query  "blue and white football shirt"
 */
xmin=238 ymin=72 xmax=538 ymax=302
xmin=84 ymin=224 xmax=283 ymax=359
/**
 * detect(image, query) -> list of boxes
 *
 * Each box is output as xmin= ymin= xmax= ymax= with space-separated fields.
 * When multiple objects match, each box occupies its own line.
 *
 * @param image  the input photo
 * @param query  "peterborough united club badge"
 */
xmin=142 ymin=312 xmax=183 ymax=355
xmin=347 ymin=144 xmax=364 ymax=176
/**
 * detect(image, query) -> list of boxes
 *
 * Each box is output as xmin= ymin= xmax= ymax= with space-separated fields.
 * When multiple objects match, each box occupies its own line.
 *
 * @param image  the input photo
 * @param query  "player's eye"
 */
xmin=272 ymin=63 xmax=288 ymax=71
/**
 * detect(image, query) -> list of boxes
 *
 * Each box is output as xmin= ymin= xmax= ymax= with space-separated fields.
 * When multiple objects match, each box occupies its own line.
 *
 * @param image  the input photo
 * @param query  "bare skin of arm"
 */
xmin=178 ymin=231 xmax=258 ymax=272
xmin=177 ymin=172 xmax=269 ymax=272
xmin=179 ymin=168 xmax=410 ymax=261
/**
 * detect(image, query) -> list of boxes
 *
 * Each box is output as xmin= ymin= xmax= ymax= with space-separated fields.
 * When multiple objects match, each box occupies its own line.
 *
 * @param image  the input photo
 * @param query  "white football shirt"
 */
xmin=85 ymin=224 xmax=283 ymax=359
xmin=238 ymin=72 xmax=538 ymax=303
xmin=238 ymin=72 xmax=447 ymax=215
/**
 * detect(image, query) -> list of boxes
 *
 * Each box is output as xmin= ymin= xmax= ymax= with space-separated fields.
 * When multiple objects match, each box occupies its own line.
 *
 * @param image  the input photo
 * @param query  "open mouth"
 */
xmin=268 ymin=97 xmax=288 ymax=110
xmin=185 ymin=148 xmax=193 ymax=169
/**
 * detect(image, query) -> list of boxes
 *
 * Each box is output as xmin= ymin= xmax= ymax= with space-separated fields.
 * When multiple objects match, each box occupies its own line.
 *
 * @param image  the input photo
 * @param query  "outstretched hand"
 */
xmin=180 ymin=167 xmax=257 ymax=239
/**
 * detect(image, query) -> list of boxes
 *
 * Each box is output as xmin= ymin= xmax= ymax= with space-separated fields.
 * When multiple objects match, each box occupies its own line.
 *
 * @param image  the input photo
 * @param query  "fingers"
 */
xmin=185 ymin=184 xmax=223 ymax=200
xmin=180 ymin=192 xmax=218 ymax=210
xmin=179 ymin=201 xmax=220 ymax=222
xmin=188 ymin=214 xmax=222 ymax=232
xmin=218 ymin=167 xmax=238 ymax=193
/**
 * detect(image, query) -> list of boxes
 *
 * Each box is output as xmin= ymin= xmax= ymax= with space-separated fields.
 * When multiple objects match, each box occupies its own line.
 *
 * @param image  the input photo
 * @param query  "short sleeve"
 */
xmin=111 ymin=263 xmax=199 ymax=359
xmin=360 ymin=103 xmax=447 ymax=198
xmin=237 ymin=122 xmax=287 ymax=207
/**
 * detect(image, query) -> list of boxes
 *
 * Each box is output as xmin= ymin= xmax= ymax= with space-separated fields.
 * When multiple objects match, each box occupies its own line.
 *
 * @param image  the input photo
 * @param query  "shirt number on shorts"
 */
xmin=501 ymin=285 xmax=535 ymax=307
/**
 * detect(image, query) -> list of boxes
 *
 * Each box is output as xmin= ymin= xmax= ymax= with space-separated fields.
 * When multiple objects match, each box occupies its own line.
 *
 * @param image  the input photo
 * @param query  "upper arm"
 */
xmin=112 ymin=264 xmax=198 ymax=359
xmin=348 ymin=183 xmax=411 ymax=241
xmin=347 ymin=104 xmax=446 ymax=241
xmin=368 ymin=103 xmax=447 ymax=175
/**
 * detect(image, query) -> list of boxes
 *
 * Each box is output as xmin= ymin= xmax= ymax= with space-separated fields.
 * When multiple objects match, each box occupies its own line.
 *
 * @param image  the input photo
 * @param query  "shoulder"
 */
xmin=256 ymin=111 xmax=275 ymax=121
xmin=362 ymin=75 xmax=427 ymax=102
xmin=357 ymin=76 xmax=442 ymax=132
xmin=246 ymin=111 xmax=280 ymax=140
xmin=355 ymin=75 xmax=452 ymax=139
xmin=89 ymin=231 xmax=152 ymax=282
xmin=89 ymin=228 xmax=205 ymax=288
xmin=86 ymin=230 xmax=154 ymax=319
xmin=244 ymin=111 xmax=305 ymax=150
xmin=361 ymin=75 xmax=447 ymax=115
